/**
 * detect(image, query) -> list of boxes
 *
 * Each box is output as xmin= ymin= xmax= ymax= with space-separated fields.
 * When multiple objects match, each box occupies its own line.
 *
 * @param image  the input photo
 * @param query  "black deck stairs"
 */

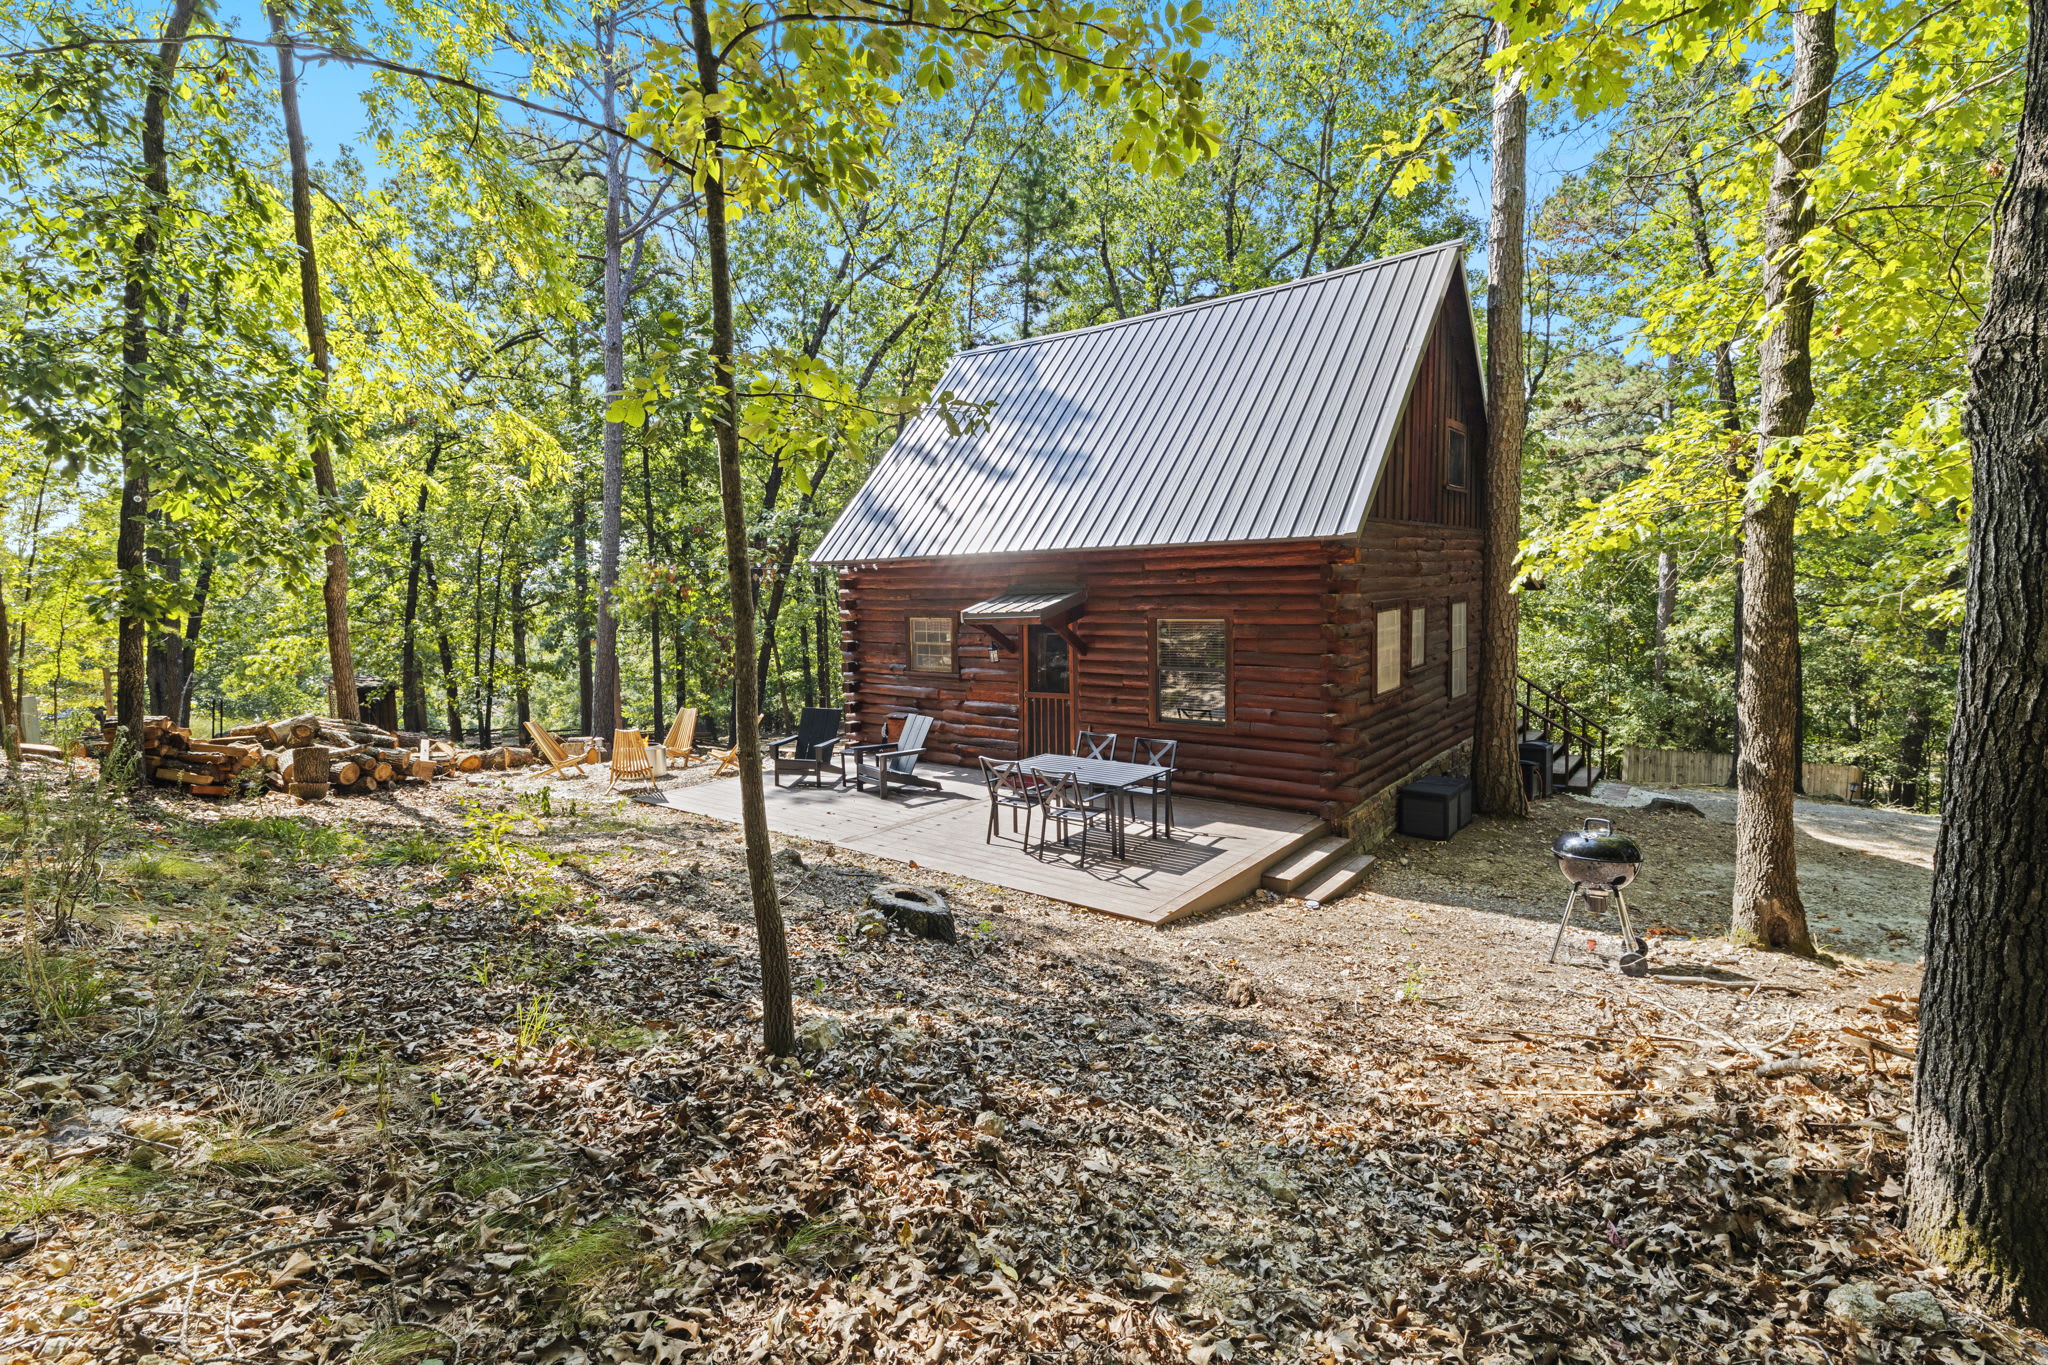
xmin=1517 ymin=675 xmax=1609 ymax=795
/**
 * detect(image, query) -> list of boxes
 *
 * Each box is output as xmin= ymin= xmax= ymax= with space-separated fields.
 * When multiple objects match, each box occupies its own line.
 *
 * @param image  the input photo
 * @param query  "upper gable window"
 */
xmin=1447 ymin=422 xmax=1471 ymax=490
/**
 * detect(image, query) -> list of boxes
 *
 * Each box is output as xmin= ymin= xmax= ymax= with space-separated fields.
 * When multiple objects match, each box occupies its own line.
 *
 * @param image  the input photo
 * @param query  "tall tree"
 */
xmin=1472 ymin=21 xmax=1527 ymax=816
xmin=113 ymin=0 xmax=202 ymax=744
xmin=268 ymin=2 xmax=359 ymax=721
xmin=1730 ymin=2 xmax=1834 ymax=954
xmin=1907 ymin=0 xmax=2048 ymax=1323
xmin=592 ymin=10 xmax=629 ymax=739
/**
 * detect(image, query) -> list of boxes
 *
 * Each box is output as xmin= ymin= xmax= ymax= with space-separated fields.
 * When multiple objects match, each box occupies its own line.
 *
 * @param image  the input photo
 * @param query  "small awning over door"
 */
xmin=959 ymin=584 xmax=1084 ymax=623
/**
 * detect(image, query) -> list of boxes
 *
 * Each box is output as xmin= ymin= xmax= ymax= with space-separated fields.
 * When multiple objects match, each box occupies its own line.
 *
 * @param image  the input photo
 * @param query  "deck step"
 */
xmin=1292 ymin=852 xmax=1378 ymax=904
xmin=1261 ymin=835 xmax=1353 ymax=894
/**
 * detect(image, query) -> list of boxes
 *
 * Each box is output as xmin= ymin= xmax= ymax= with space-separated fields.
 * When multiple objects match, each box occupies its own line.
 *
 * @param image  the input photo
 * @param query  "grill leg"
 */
xmin=1548 ymin=886 xmax=1583 ymax=964
xmin=1614 ymin=890 xmax=1649 ymax=976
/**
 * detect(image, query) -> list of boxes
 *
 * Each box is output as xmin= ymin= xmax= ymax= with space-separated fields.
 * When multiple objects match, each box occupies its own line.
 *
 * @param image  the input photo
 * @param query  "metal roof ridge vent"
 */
xmin=956 ymin=239 xmax=1469 ymax=358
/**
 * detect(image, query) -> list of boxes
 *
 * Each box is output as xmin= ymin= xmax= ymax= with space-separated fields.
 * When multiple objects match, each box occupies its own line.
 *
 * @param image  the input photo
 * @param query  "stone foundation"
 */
xmin=1336 ymin=738 xmax=1474 ymax=849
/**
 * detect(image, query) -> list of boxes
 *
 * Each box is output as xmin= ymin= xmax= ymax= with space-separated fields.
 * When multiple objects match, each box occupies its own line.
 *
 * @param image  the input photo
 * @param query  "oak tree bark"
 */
xmin=268 ymin=3 xmax=359 ymax=721
xmin=690 ymin=0 xmax=796 ymax=1057
xmin=1730 ymin=3 xmax=1834 ymax=954
xmin=1906 ymin=0 xmax=2048 ymax=1321
xmin=1472 ymin=21 xmax=1528 ymax=816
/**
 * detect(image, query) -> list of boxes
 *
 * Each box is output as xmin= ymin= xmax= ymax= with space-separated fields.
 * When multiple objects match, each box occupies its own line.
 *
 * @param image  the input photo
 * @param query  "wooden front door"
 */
xmin=1023 ymin=624 xmax=1074 ymax=757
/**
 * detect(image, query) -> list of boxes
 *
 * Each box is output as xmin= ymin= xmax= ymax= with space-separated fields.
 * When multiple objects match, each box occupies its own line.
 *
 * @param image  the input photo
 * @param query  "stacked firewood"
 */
xmin=84 ymin=712 xmax=543 ymax=800
xmin=232 ymin=715 xmax=550 ymax=798
xmin=123 ymin=716 xmax=266 ymax=798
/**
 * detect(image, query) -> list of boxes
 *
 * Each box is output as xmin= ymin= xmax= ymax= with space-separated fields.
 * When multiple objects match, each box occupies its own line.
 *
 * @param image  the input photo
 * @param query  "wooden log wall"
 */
xmin=1328 ymin=520 xmax=1485 ymax=808
xmin=1368 ymin=281 xmax=1486 ymax=529
xmin=838 ymin=541 xmax=1348 ymax=813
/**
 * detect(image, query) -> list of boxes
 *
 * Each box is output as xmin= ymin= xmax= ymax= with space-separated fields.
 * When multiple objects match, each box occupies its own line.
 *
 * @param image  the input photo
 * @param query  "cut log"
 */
xmin=272 ymin=715 xmax=325 ymax=747
xmin=287 ymin=781 xmax=330 ymax=801
xmin=332 ymin=761 xmax=361 ymax=786
xmin=287 ymin=746 xmax=330 ymax=785
xmin=408 ymin=759 xmax=437 ymax=780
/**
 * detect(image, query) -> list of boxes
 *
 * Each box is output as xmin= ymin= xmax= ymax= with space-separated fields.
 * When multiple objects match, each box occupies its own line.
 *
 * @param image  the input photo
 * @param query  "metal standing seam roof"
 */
xmin=812 ymin=241 xmax=1472 ymax=566
xmin=959 ymin=585 xmax=1086 ymax=621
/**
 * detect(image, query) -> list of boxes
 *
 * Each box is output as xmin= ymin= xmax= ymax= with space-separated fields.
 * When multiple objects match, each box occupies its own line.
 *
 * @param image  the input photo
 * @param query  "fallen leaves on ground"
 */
xmin=1 ymin=781 xmax=2037 ymax=1364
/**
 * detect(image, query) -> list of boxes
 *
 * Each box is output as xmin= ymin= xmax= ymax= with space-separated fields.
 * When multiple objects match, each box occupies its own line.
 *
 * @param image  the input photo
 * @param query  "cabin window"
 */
xmin=1410 ymin=606 xmax=1426 ymax=670
xmin=1447 ymin=422 xmax=1470 ymax=490
xmin=1155 ymin=619 xmax=1228 ymax=725
xmin=1450 ymin=601 xmax=1469 ymax=698
xmin=1376 ymin=608 xmax=1403 ymax=694
xmin=908 ymin=616 xmax=955 ymax=673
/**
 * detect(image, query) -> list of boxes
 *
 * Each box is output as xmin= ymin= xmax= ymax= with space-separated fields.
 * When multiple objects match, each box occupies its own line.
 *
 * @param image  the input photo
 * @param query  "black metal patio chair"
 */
xmin=979 ymin=757 xmax=1044 ymax=849
xmin=1075 ymin=730 xmax=1119 ymax=760
xmin=1035 ymin=770 xmax=1119 ymax=867
xmin=1121 ymin=736 xmax=1179 ymax=837
xmin=768 ymin=706 xmax=844 ymax=788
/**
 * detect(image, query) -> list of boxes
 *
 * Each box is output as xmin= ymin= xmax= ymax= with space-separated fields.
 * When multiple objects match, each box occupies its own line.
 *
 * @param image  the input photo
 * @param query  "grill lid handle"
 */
xmin=1582 ymin=817 xmax=1614 ymax=835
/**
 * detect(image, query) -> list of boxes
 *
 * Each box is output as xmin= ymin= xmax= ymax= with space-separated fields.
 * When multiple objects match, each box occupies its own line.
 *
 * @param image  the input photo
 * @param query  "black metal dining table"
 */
xmin=1023 ymin=753 xmax=1170 ymax=859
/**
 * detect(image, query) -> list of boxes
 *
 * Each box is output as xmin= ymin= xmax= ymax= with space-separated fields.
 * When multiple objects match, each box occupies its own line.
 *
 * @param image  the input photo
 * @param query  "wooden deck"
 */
xmin=629 ymin=764 xmax=1325 ymax=925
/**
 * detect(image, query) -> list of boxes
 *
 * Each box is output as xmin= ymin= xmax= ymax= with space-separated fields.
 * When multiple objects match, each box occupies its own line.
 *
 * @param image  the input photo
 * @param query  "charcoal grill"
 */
xmin=1547 ymin=817 xmax=1648 ymax=976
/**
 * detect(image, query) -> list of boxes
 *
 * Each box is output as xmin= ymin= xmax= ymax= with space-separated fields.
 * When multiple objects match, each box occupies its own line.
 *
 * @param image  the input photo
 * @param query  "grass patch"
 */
xmin=0 ymin=1164 xmax=169 ymax=1223
xmin=784 ymin=1218 xmax=862 ymax=1258
xmin=530 ymin=1216 xmax=645 ymax=1304
xmin=370 ymin=831 xmax=449 ymax=866
xmin=450 ymin=1150 xmax=568 ymax=1202
xmin=109 ymin=849 xmax=214 ymax=889
xmin=192 ymin=817 xmax=362 ymax=862
xmin=205 ymin=1130 xmax=328 ymax=1178
xmin=698 ymin=1209 xmax=774 ymax=1245
xmin=349 ymin=1325 xmax=454 ymax=1365
xmin=0 ymin=948 xmax=111 ymax=1030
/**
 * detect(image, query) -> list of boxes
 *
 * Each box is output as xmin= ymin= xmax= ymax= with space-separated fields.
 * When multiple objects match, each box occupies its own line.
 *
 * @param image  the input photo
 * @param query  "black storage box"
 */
xmin=1519 ymin=740 xmax=1560 ymax=798
xmin=1398 ymin=775 xmax=1473 ymax=841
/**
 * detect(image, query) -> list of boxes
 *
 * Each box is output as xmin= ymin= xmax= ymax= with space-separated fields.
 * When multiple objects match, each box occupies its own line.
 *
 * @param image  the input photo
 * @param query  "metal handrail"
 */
xmin=1518 ymin=674 xmax=1609 ymax=791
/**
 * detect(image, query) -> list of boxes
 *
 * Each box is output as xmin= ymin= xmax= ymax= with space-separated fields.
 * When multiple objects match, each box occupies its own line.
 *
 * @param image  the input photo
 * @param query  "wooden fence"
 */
xmin=1619 ymin=747 xmax=1866 ymax=801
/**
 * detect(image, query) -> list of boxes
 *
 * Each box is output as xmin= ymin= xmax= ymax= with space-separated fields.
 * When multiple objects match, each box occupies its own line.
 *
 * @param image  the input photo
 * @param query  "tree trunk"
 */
xmin=114 ymin=0 xmax=201 ymax=747
xmin=1907 ymin=0 xmax=2048 ymax=1321
xmin=401 ymin=433 xmax=443 ymax=732
xmin=591 ymin=15 xmax=628 ymax=741
xmin=268 ymin=2 xmax=358 ymax=721
xmin=147 ymin=545 xmax=181 ymax=714
xmin=176 ymin=555 xmax=210 ymax=728
xmin=641 ymin=435 xmax=664 ymax=729
xmin=0 ymin=569 xmax=17 ymax=761
xmin=1653 ymin=551 xmax=1676 ymax=686
xmin=570 ymin=332 xmax=594 ymax=736
xmin=1472 ymin=21 xmax=1527 ymax=817
xmin=424 ymin=551 xmax=463 ymax=744
xmin=512 ymin=559 xmax=530 ymax=729
xmin=691 ymin=0 xmax=795 ymax=1058
xmin=1731 ymin=2 xmax=1834 ymax=955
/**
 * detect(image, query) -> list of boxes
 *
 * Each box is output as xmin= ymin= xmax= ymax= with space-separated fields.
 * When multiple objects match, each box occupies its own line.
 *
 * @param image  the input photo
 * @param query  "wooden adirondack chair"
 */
xmin=524 ymin=721 xmax=597 ymax=780
xmin=608 ymin=729 xmax=660 ymax=790
xmin=658 ymin=707 xmax=700 ymax=767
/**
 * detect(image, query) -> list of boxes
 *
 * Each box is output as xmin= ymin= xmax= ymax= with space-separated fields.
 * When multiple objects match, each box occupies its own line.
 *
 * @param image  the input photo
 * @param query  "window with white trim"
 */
xmin=1450 ymin=601 xmax=1469 ymax=698
xmin=1376 ymin=608 xmax=1402 ymax=694
xmin=909 ymin=616 xmax=955 ymax=673
xmin=1410 ymin=606 xmax=1426 ymax=670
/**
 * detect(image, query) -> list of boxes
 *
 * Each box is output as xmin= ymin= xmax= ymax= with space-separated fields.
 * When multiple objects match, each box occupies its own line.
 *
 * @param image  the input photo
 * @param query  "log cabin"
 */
xmin=812 ymin=240 xmax=1491 ymax=840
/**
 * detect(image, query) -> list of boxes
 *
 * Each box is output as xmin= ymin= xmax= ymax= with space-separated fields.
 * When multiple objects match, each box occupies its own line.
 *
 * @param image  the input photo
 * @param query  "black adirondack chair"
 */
xmin=769 ymin=707 xmax=844 ymax=788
